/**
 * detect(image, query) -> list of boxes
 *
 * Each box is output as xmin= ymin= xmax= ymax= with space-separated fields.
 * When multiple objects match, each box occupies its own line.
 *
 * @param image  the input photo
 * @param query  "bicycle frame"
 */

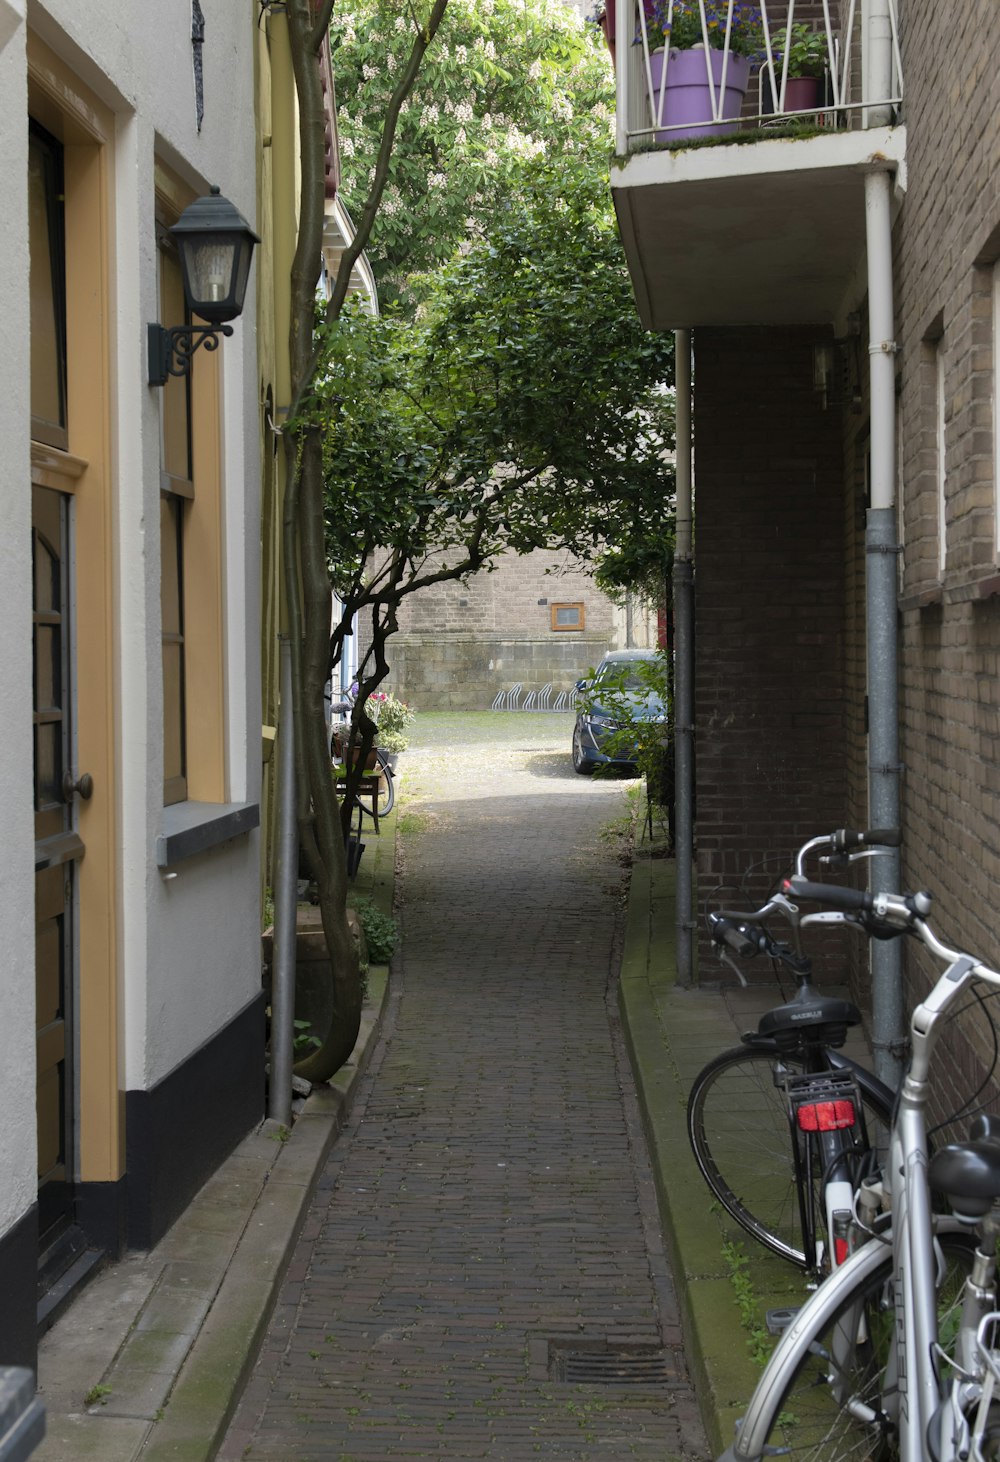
xmin=727 ymin=929 xmax=1000 ymax=1461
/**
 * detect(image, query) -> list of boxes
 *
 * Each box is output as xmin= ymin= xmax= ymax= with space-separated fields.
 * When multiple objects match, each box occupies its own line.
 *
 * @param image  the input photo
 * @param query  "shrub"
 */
xmin=351 ymin=897 xmax=399 ymax=965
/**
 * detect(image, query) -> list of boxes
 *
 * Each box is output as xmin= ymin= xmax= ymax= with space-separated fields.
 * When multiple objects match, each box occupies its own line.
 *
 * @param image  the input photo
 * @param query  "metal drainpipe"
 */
xmin=864 ymin=168 xmax=904 ymax=1089
xmin=269 ymin=637 xmax=297 ymax=1124
xmin=863 ymin=0 xmax=904 ymax=1087
xmin=674 ymin=329 xmax=695 ymax=986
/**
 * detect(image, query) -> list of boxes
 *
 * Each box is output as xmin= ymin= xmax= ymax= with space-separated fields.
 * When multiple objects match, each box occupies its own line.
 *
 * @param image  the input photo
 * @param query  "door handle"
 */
xmin=62 ymin=770 xmax=94 ymax=803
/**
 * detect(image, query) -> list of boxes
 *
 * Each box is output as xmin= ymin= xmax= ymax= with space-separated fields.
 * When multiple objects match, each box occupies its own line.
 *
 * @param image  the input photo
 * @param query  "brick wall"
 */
xmin=837 ymin=0 xmax=1000 ymax=1122
xmin=693 ymin=326 xmax=848 ymax=981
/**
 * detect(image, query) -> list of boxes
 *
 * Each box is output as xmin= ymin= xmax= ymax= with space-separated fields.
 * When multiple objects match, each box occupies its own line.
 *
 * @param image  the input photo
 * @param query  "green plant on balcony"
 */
xmin=648 ymin=1 xmax=764 ymax=58
xmin=778 ymin=22 xmax=827 ymax=79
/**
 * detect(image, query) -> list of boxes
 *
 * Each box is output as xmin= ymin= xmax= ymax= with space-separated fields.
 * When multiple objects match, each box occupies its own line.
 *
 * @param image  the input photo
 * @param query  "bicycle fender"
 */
xmin=723 ymin=1218 xmax=971 ymax=1461
xmin=724 ymin=1237 xmax=890 ymax=1461
xmin=827 ymin=1047 xmax=896 ymax=1118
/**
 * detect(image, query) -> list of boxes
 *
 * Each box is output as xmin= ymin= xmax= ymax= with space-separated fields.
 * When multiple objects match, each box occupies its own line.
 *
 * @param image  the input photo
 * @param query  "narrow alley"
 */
xmin=220 ymin=713 xmax=707 ymax=1461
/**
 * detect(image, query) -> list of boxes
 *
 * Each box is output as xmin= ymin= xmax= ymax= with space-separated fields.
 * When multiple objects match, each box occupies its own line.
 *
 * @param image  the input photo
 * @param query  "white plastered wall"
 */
xmin=0 ymin=3 xmax=40 ymax=1244
xmin=29 ymin=0 xmax=261 ymax=1094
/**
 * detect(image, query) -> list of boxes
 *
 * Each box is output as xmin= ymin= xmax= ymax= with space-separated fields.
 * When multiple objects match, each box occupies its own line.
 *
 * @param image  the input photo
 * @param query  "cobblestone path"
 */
xmin=222 ymin=714 xmax=707 ymax=1461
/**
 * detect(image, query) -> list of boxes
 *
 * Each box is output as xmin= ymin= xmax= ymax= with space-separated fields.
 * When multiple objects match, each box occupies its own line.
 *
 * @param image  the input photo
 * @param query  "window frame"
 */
xmin=156 ymin=219 xmax=192 ymax=806
xmin=550 ymin=602 xmax=586 ymax=632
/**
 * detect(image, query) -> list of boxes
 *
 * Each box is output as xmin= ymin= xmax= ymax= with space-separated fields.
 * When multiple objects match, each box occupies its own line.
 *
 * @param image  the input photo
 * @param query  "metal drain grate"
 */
xmin=543 ymin=1340 xmax=675 ymax=1386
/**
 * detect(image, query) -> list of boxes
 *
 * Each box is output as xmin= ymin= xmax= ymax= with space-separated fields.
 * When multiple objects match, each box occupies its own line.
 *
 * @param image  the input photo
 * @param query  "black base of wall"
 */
xmin=0 ymin=1207 xmax=39 ymax=1372
xmin=76 ymin=1176 xmax=128 ymax=1259
xmin=125 ymin=991 xmax=266 ymax=1250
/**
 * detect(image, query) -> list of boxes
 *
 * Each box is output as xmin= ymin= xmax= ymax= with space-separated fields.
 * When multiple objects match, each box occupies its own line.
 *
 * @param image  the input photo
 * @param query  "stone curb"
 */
xmin=135 ymin=964 xmax=391 ymax=1462
xmin=617 ymin=853 xmax=795 ymax=1456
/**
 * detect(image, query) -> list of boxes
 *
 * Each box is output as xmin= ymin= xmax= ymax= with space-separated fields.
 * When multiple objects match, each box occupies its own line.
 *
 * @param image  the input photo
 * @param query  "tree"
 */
xmin=280 ymin=1 xmax=673 ymax=1083
xmin=281 ymin=0 xmax=451 ymax=1081
xmin=330 ymin=0 xmax=614 ymax=307
xmin=310 ymin=154 xmax=675 ymax=813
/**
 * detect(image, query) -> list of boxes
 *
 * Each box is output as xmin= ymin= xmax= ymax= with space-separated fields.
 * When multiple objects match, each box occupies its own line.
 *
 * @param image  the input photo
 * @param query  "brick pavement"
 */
xmin=220 ymin=714 xmax=708 ymax=1461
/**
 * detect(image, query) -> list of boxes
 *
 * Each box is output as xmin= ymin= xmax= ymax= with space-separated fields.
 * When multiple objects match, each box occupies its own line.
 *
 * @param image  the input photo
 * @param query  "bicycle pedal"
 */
xmin=765 ymin=1307 xmax=801 ymax=1335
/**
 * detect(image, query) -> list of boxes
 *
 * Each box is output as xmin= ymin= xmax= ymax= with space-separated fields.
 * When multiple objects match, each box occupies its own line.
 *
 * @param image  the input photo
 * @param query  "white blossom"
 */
xmin=394 ymin=14 xmax=407 ymax=29
xmin=485 ymin=148 xmax=499 ymax=168
xmin=362 ymin=62 xmax=377 ymax=80
xmin=484 ymin=39 xmax=496 ymax=59
xmin=340 ymin=136 xmax=355 ymax=157
xmin=455 ymin=101 xmax=473 ymax=122
xmin=455 ymin=44 xmax=468 ymax=63
xmin=428 ymin=172 xmax=448 ymax=190
xmin=386 ymin=53 xmax=397 ymax=72
xmin=528 ymin=59 xmax=543 ymax=80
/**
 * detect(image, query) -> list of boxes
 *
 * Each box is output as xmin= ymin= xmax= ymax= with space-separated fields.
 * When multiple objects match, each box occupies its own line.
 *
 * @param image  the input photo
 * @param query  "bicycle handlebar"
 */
xmin=783 ymin=878 xmax=934 ymax=938
xmin=709 ymin=915 xmax=759 ymax=958
xmin=782 ymin=878 xmax=874 ymax=912
xmin=832 ymin=826 xmax=902 ymax=852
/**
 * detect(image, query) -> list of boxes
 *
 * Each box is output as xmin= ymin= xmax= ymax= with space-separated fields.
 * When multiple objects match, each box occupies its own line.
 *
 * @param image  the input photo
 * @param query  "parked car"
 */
xmin=571 ymin=649 xmax=667 ymax=775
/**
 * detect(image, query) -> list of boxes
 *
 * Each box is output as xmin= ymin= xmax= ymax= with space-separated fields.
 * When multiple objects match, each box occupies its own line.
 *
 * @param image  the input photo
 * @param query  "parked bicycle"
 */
xmin=719 ymin=876 xmax=1000 ymax=1462
xmin=689 ymin=828 xmax=899 ymax=1280
xmin=330 ymin=694 xmax=396 ymax=824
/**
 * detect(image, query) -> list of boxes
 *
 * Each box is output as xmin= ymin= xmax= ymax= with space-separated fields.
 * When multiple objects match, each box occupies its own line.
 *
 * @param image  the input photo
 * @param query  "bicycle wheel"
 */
xmin=355 ymin=760 xmax=394 ymax=822
xmin=731 ymin=1233 xmax=976 ymax=1461
xmin=688 ymin=1046 xmax=889 ymax=1270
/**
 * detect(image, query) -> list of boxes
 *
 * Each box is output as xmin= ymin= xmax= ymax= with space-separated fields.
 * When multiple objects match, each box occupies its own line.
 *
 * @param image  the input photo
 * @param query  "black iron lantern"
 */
xmin=148 ymin=186 xmax=259 ymax=386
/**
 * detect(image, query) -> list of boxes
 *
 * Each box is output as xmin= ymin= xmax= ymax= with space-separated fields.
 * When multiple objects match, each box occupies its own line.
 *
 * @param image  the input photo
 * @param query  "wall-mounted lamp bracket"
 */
xmin=148 ymin=321 xmax=234 ymax=386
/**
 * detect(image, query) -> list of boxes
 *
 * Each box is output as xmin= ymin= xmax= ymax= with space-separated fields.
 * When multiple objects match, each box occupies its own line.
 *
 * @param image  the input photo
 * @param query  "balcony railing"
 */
xmin=613 ymin=0 xmax=903 ymax=154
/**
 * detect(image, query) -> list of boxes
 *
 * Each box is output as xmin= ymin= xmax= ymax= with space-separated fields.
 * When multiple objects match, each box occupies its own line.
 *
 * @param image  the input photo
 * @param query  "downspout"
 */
xmin=864 ymin=0 xmax=904 ymax=1086
xmin=268 ymin=8 xmax=299 ymax=1123
xmin=674 ymin=329 xmax=695 ymax=986
xmin=269 ymin=639 xmax=297 ymax=1125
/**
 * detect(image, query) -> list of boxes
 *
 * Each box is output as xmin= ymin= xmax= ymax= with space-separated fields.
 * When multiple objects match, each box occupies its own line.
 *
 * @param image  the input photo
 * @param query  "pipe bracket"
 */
xmin=866 ymin=542 xmax=903 ymax=554
xmin=869 ymin=339 xmax=899 ymax=357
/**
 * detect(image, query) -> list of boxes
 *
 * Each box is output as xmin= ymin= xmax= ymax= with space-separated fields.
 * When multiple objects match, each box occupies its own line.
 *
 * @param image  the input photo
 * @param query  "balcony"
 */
xmin=609 ymin=1 xmax=906 ymax=329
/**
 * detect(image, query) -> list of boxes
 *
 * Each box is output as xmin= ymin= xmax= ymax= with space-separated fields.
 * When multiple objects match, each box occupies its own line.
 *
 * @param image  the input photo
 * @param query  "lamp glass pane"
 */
xmin=182 ymin=233 xmax=239 ymax=312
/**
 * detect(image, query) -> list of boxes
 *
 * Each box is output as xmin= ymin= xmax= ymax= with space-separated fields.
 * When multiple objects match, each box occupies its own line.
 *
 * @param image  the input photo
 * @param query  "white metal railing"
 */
xmin=613 ymin=0 xmax=903 ymax=153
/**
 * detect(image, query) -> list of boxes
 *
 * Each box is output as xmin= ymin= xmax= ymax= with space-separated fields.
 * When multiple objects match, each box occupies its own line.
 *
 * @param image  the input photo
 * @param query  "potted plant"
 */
xmin=366 ymin=691 xmax=415 ymax=768
xmin=645 ymin=1 xmax=763 ymax=143
xmin=777 ymin=23 xmax=824 ymax=111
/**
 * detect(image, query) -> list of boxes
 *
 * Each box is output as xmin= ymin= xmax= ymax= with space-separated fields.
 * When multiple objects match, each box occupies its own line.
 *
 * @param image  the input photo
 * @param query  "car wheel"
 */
xmin=572 ymin=727 xmax=595 ymax=776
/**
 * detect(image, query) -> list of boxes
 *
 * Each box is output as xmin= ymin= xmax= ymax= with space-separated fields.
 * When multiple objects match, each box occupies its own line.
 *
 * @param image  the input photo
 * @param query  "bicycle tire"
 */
xmin=354 ymin=757 xmax=395 ymax=822
xmin=688 ymin=1045 xmax=891 ymax=1270
xmin=723 ymin=1231 xmax=976 ymax=1461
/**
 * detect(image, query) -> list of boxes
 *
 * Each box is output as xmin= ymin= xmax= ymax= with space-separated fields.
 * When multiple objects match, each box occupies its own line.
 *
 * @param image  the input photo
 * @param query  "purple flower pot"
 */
xmin=649 ymin=47 xmax=751 ymax=142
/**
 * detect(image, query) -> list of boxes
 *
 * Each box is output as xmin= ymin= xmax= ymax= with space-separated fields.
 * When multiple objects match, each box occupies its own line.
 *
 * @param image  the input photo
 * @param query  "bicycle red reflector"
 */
xmin=796 ymin=1100 xmax=856 ymax=1132
xmin=834 ymin=1237 xmax=850 ymax=1266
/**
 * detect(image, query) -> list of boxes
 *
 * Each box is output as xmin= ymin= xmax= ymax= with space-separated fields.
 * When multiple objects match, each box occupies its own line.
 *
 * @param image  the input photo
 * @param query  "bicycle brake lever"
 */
xmin=820 ymin=848 xmax=891 ymax=867
xmin=717 ymin=949 xmax=749 ymax=988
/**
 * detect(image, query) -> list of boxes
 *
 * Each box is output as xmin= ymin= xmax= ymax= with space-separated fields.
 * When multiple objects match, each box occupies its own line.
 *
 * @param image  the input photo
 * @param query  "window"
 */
xmin=157 ymin=223 xmax=192 ymax=805
xmin=935 ymin=339 xmax=947 ymax=578
xmin=994 ymin=262 xmax=1000 ymax=558
xmin=29 ymin=121 xmax=67 ymax=450
xmin=551 ymin=602 xmax=585 ymax=631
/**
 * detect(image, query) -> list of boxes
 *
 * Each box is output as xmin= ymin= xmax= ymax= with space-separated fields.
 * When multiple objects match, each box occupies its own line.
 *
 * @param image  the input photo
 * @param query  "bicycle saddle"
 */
xmin=757 ymin=983 xmax=863 ymax=1051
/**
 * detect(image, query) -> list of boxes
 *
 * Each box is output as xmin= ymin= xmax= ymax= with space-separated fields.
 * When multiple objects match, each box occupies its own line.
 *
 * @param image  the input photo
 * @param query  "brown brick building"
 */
xmin=611 ymin=0 xmax=1000 ymax=1091
xmin=368 ymin=550 xmax=658 ymax=711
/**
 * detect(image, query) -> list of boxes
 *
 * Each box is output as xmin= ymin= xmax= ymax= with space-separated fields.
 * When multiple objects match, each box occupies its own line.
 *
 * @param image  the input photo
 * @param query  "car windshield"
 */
xmin=597 ymin=661 xmax=657 ymax=692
